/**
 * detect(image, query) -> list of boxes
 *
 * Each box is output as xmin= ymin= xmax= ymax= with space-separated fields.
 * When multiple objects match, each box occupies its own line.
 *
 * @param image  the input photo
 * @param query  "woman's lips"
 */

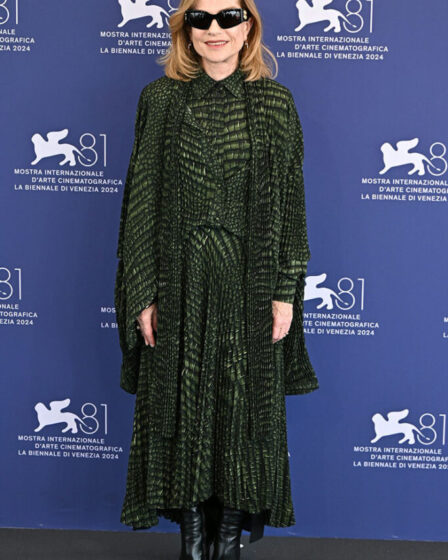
xmin=205 ymin=41 xmax=228 ymax=48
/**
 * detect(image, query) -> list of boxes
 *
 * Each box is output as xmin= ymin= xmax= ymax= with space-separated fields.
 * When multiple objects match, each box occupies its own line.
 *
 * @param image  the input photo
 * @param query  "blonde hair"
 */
xmin=156 ymin=0 xmax=278 ymax=81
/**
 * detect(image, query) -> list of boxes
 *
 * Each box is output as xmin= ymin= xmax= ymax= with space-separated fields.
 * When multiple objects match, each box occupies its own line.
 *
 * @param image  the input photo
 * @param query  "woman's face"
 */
xmin=187 ymin=1 xmax=253 ymax=69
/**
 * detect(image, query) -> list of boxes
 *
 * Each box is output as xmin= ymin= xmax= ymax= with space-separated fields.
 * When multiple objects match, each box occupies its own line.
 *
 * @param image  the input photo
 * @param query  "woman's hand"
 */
xmin=137 ymin=303 xmax=158 ymax=347
xmin=272 ymin=300 xmax=293 ymax=343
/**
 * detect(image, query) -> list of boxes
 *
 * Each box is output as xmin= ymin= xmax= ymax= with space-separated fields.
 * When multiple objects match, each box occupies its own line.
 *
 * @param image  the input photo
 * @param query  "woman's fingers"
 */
xmin=272 ymin=320 xmax=290 ymax=343
xmin=137 ymin=304 xmax=157 ymax=347
xmin=272 ymin=300 xmax=293 ymax=343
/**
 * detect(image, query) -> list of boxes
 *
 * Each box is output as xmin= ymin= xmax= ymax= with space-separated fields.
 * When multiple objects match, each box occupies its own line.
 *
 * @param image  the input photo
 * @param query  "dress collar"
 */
xmin=190 ymin=65 xmax=245 ymax=100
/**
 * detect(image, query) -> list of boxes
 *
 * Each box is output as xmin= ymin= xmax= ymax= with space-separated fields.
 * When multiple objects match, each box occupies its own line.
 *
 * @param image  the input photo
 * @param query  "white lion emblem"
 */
xmin=31 ymin=129 xmax=93 ymax=167
xmin=34 ymin=398 xmax=94 ymax=434
xmin=379 ymin=138 xmax=442 ymax=176
xmin=371 ymin=409 xmax=431 ymax=445
xmin=117 ymin=0 xmax=171 ymax=28
xmin=294 ymin=0 xmax=357 ymax=33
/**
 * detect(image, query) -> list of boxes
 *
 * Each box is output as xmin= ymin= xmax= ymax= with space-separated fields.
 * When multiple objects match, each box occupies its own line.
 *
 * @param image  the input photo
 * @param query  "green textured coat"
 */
xmin=115 ymin=69 xmax=319 ymax=442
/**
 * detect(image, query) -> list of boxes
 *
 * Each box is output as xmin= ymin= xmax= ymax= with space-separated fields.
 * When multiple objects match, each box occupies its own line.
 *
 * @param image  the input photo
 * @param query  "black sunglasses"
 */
xmin=184 ymin=8 xmax=251 ymax=30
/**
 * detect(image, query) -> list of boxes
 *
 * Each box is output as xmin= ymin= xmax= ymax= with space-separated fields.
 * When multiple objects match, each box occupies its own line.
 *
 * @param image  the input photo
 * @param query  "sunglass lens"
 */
xmin=219 ymin=10 xmax=242 ymax=29
xmin=188 ymin=12 xmax=211 ymax=30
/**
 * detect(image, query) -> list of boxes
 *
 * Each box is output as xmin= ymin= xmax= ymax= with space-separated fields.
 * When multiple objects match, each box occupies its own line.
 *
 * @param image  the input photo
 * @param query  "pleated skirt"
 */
xmin=120 ymin=225 xmax=296 ymax=540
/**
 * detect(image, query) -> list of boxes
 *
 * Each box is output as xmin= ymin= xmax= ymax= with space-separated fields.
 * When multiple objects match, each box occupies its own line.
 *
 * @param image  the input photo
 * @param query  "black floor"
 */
xmin=2 ymin=528 xmax=448 ymax=560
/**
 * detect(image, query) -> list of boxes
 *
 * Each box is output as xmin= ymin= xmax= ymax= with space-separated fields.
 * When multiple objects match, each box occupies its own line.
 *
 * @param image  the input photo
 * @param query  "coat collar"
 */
xmin=190 ymin=65 xmax=245 ymax=100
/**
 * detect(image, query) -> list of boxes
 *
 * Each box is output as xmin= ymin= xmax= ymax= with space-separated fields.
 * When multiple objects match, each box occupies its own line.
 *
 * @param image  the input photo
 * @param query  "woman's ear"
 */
xmin=244 ymin=21 xmax=253 ymax=39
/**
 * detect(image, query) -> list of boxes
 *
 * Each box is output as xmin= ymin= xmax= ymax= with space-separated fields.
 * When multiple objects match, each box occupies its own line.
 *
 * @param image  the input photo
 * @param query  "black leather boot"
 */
xmin=179 ymin=503 xmax=208 ymax=560
xmin=212 ymin=506 xmax=245 ymax=560
xmin=201 ymin=496 xmax=222 ymax=559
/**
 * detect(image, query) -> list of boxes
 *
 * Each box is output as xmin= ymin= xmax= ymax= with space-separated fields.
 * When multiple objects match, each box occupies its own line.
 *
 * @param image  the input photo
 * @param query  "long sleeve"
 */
xmin=114 ymin=85 xmax=160 ymax=359
xmin=272 ymin=93 xmax=311 ymax=304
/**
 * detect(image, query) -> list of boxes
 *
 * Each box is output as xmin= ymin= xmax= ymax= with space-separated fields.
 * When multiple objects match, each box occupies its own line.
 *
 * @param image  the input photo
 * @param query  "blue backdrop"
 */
xmin=1 ymin=0 xmax=447 ymax=542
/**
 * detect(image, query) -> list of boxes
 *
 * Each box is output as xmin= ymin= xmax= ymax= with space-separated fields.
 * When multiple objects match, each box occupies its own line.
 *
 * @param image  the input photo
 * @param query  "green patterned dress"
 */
xmin=120 ymin=66 xmax=298 ymax=542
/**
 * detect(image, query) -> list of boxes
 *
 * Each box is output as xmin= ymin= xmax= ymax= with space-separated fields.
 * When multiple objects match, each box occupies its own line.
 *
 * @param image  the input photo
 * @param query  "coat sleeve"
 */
xmin=272 ymin=92 xmax=311 ymax=304
xmin=277 ymin=93 xmax=319 ymax=395
xmin=114 ymin=84 xmax=161 ymax=392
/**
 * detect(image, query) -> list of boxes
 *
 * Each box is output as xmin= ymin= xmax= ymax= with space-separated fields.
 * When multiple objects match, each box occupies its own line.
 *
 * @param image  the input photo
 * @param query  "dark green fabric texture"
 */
xmin=114 ymin=68 xmax=319 ymax=443
xmin=185 ymin=67 xmax=300 ymax=303
xmin=114 ymin=65 xmax=320 ymax=536
xmin=118 ymin=65 xmax=307 ymax=539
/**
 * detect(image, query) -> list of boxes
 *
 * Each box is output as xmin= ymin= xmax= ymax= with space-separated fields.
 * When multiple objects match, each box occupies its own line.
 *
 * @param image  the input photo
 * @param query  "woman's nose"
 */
xmin=207 ymin=17 xmax=222 ymax=32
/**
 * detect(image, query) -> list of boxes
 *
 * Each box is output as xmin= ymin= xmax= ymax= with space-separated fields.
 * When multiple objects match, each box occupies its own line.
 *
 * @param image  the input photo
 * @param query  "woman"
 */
xmin=114 ymin=1 xmax=319 ymax=558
